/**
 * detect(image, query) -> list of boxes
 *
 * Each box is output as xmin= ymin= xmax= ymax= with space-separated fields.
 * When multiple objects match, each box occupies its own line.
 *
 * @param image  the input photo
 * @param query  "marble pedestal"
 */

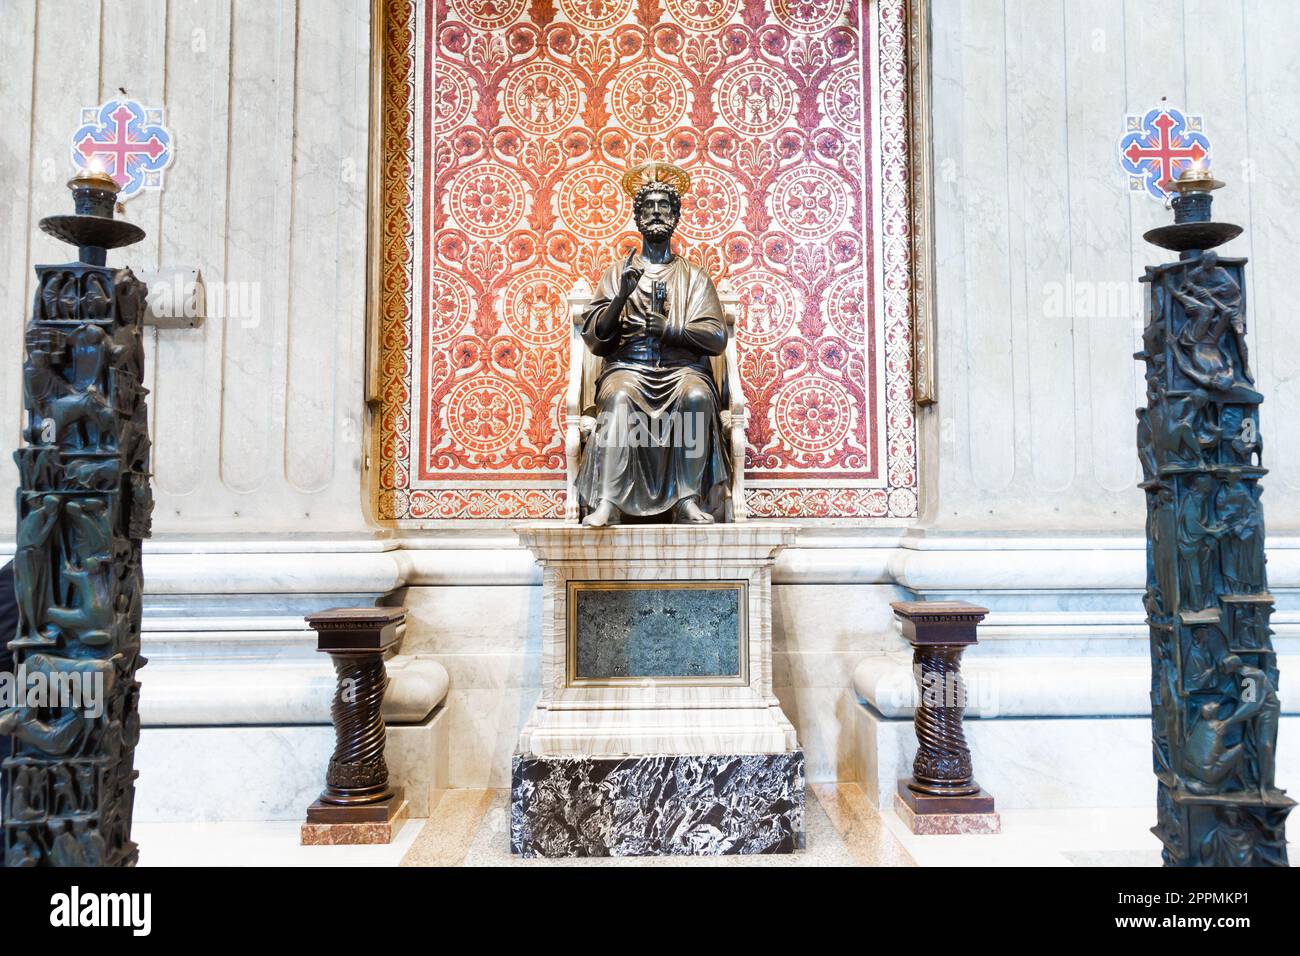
xmin=511 ymin=523 xmax=803 ymax=856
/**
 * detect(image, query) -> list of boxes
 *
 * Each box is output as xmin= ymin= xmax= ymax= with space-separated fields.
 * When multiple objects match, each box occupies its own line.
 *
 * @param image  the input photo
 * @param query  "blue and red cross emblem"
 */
xmin=70 ymin=99 xmax=174 ymax=201
xmin=1119 ymin=107 xmax=1211 ymax=202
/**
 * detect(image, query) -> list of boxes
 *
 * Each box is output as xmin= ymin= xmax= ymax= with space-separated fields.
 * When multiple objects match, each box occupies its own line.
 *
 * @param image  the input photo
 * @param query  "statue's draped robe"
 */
xmin=576 ymin=255 xmax=732 ymax=518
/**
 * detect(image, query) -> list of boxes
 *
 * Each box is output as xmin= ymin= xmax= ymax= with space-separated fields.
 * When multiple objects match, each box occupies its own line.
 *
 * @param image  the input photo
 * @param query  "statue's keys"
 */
xmin=652 ymin=280 xmax=667 ymax=318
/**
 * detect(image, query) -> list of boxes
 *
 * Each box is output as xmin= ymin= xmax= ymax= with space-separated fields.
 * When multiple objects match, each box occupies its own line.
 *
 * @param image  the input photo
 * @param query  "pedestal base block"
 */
xmin=511 ymin=752 xmax=805 ymax=857
xmin=300 ymin=789 xmax=408 ymax=845
xmin=894 ymin=781 xmax=1000 ymax=835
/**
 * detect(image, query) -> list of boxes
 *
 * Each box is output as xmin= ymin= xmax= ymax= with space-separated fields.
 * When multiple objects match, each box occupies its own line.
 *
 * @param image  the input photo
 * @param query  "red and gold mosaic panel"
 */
xmin=378 ymin=0 xmax=918 ymax=519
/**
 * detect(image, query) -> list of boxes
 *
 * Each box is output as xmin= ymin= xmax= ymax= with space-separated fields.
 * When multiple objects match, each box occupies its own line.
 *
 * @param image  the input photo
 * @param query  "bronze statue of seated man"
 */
xmin=576 ymin=163 xmax=732 ymax=527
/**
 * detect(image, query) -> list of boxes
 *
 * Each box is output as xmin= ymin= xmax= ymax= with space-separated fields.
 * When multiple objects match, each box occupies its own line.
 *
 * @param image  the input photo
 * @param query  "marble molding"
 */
xmin=138 ymin=655 xmax=448 ymax=725
xmin=855 ymin=652 xmax=1300 ymax=719
xmin=511 ymin=753 xmax=806 ymax=857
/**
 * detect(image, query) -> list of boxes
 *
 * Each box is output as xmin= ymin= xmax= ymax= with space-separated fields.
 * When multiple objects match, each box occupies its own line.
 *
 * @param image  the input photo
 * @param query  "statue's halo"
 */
xmin=620 ymin=161 xmax=692 ymax=200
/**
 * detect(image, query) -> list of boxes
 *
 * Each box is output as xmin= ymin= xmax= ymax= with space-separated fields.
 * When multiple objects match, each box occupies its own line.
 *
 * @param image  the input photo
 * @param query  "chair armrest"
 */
xmin=564 ymin=279 xmax=594 ymax=522
xmin=565 ymin=279 xmax=593 ymax=422
xmin=717 ymin=278 xmax=748 ymax=521
xmin=717 ymin=278 xmax=747 ymax=422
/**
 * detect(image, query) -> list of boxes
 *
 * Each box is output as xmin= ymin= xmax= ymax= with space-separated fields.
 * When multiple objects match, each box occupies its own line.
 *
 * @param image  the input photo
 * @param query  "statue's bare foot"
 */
xmin=675 ymin=497 xmax=714 ymax=524
xmin=582 ymin=500 xmax=621 ymax=528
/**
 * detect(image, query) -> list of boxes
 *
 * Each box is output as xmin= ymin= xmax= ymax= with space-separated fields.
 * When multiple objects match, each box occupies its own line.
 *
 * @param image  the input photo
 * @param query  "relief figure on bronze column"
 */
xmin=1145 ymin=491 xmax=1168 ymax=617
xmin=16 ymin=447 xmax=60 ymax=489
xmin=1151 ymin=485 xmax=1178 ymax=615
xmin=1151 ymin=632 xmax=1180 ymax=772
xmin=39 ymin=273 xmax=80 ymax=321
xmin=22 ymin=349 xmax=61 ymax=440
xmin=69 ymin=324 xmax=110 ymax=393
xmin=46 ymin=556 xmax=118 ymax=648
xmin=1156 ymin=786 xmax=1183 ymax=856
xmin=1182 ymin=699 xmax=1248 ymax=794
xmin=1217 ymin=473 xmax=1265 ymax=594
xmin=1181 ymin=656 xmax=1274 ymax=796
xmin=66 ymin=457 xmax=121 ymax=491
xmin=1150 ymin=389 xmax=1216 ymax=469
xmin=1137 ymin=409 xmax=1157 ymax=482
xmin=1182 ymin=625 xmax=1229 ymax=693
xmin=80 ymin=273 xmax=113 ymax=321
xmin=0 ymin=705 xmax=82 ymax=754
xmin=1171 ymin=252 xmax=1249 ymax=391
xmin=50 ymin=765 xmax=78 ymax=816
xmin=74 ymin=819 xmax=108 ymax=866
xmin=111 ymin=319 xmax=144 ymax=381
xmin=1177 ymin=473 xmax=1224 ymax=612
xmin=25 ymin=348 xmax=115 ymax=450
xmin=1223 ymin=406 xmax=1262 ymax=465
xmin=14 ymin=494 xmax=61 ymax=645
xmin=48 ymin=820 xmax=87 ymax=867
xmin=75 ymin=763 xmax=96 ymax=811
xmin=65 ymin=498 xmax=112 ymax=564
xmin=1221 ymin=655 xmax=1279 ymax=796
xmin=1198 ymin=808 xmax=1268 ymax=866
xmin=4 ymin=829 xmax=41 ymax=867
xmin=8 ymin=766 xmax=46 ymax=820
xmin=1142 ymin=298 xmax=1165 ymax=363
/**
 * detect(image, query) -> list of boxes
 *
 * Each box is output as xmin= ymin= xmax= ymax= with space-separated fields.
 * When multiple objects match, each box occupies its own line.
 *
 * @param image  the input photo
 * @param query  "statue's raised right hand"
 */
xmin=618 ymin=258 xmax=643 ymax=299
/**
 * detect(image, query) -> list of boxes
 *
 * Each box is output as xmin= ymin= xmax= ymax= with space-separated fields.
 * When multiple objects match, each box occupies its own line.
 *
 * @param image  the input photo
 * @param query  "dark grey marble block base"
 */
xmin=511 ymin=751 xmax=805 ymax=857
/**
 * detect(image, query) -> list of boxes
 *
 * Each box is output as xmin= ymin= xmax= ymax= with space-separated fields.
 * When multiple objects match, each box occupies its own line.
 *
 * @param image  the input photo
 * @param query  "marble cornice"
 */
xmin=0 ymin=526 xmax=1295 ymax=594
xmin=515 ymin=523 xmax=799 ymax=567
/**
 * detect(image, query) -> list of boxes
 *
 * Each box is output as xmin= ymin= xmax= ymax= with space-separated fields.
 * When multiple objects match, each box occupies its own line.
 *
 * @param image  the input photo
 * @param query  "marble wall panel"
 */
xmin=928 ymin=0 xmax=1300 ymax=531
xmin=0 ymin=0 xmax=372 ymax=534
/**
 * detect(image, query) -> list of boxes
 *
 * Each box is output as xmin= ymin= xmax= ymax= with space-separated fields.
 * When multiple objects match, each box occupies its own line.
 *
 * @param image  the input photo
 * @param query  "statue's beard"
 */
xmin=639 ymin=219 xmax=676 ymax=241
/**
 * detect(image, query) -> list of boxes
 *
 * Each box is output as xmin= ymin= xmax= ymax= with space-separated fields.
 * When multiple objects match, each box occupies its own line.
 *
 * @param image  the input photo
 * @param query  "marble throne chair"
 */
xmin=561 ymin=276 xmax=748 ymax=523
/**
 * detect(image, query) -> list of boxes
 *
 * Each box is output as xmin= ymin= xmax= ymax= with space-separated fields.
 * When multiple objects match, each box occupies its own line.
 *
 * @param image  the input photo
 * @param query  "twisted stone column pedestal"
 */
xmin=301 ymin=607 xmax=408 ymax=846
xmin=323 ymin=654 xmax=392 ymax=805
xmin=891 ymin=601 xmax=1000 ymax=835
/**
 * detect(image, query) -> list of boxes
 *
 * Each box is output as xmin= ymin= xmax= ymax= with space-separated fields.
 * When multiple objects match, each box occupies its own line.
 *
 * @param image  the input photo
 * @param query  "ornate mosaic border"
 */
xmin=374 ymin=0 xmax=921 ymax=521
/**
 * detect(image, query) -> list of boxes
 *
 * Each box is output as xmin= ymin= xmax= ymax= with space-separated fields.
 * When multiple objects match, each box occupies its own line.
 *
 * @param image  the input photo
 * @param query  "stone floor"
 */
xmin=133 ymin=784 xmax=1184 ymax=866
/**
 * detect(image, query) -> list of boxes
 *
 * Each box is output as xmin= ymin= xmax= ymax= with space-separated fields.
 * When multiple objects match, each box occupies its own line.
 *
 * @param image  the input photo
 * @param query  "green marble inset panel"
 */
xmin=571 ymin=582 xmax=745 ymax=681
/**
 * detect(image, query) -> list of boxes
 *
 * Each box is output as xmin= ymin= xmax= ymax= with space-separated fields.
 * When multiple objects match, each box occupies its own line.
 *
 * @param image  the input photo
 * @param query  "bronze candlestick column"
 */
xmin=891 ymin=600 xmax=999 ymax=833
xmin=4 ymin=171 xmax=152 ymax=867
xmin=301 ymin=607 xmax=408 ymax=845
xmin=1138 ymin=167 xmax=1293 ymax=866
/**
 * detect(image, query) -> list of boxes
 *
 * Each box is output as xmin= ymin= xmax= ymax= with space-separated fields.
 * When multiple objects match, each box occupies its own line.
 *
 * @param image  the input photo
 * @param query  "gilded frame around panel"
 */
xmin=566 ymin=580 xmax=750 ymax=688
xmin=362 ymin=0 xmax=387 ymax=527
xmin=361 ymin=0 xmax=940 ymax=520
xmin=365 ymin=0 xmax=384 ymax=408
xmin=907 ymin=0 xmax=937 ymax=406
